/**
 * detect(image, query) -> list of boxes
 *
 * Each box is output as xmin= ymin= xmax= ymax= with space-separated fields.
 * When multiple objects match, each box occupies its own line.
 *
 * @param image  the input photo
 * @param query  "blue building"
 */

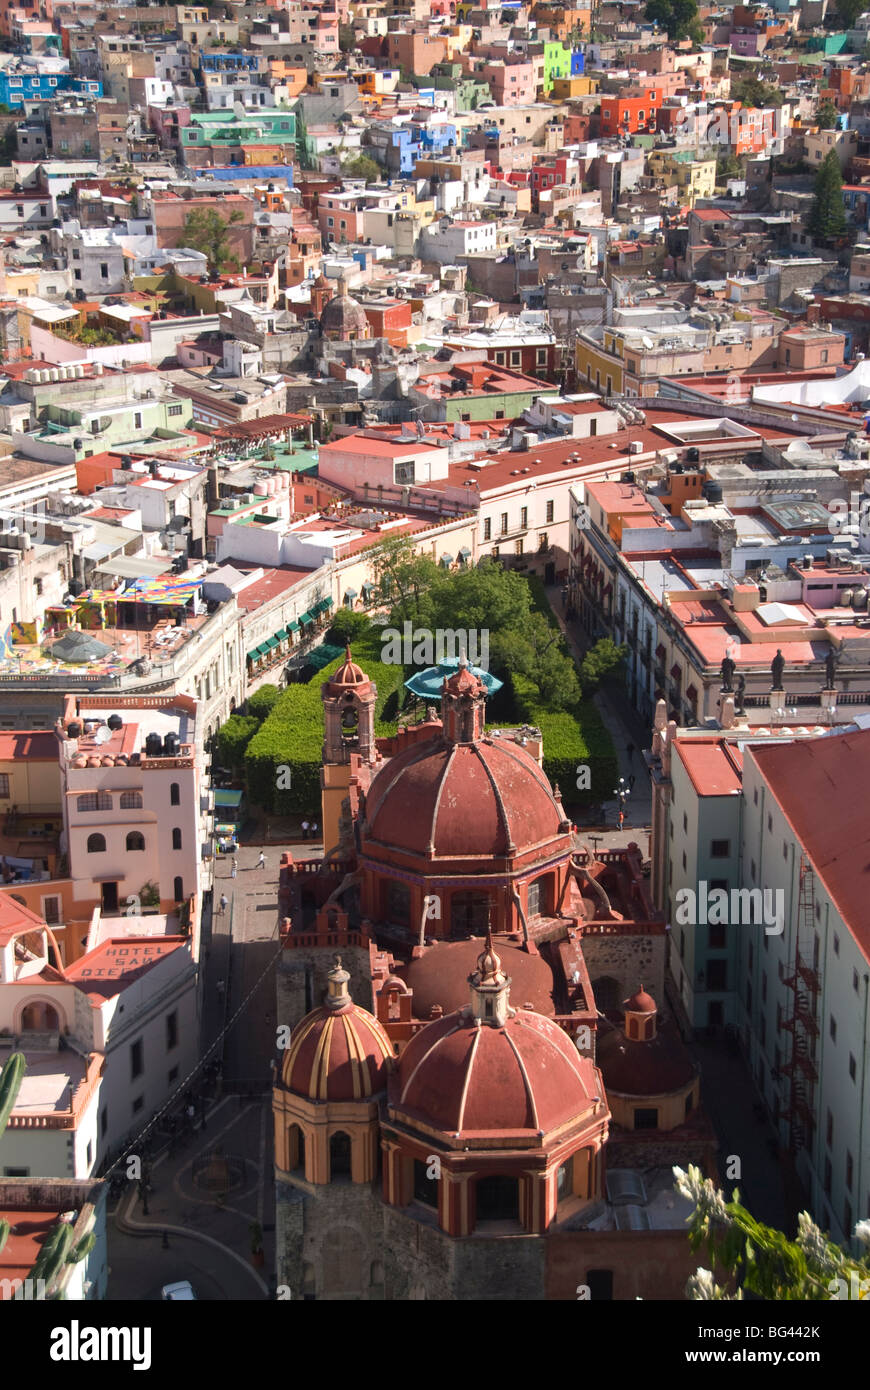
xmin=571 ymin=49 xmax=585 ymax=76
xmin=0 ymin=71 xmax=102 ymax=108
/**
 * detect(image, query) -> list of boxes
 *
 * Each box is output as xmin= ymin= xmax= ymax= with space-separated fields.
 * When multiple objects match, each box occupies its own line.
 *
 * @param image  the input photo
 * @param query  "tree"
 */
xmin=179 ymin=206 xmax=244 ymax=276
xmin=247 ymin=684 xmax=280 ymax=720
xmin=500 ymin=612 xmax=581 ymax=709
xmin=340 ymin=154 xmax=381 ymax=184
xmin=338 ymin=22 xmax=356 ymax=52
xmin=369 ymin=535 xmax=440 ymax=626
xmin=328 ymin=608 xmax=372 ymax=645
xmin=730 ymin=74 xmax=783 ymax=109
xmin=816 ymin=98 xmax=839 ymax=130
xmin=579 ymin=637 xmax=627 ymax=693
xmin=837 ymin=0 xmax=866 ymax=26
xmin=716 ymin=152 xmax=745 ymax=181
xmin=644 ymin=0 xmax=702 ymax=41
xmin=216 ymin=714 xmax=259 ymax=771
xmin=807 ymin=148 xmax=848 ymax=241
xmin=675 ymin=1165 xmax=870 ymax=1300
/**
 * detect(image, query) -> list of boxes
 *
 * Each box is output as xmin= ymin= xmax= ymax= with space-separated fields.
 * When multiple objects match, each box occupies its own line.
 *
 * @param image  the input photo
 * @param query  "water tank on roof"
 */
xmin=687 ymin=447 xmax=700 ymax=463
xmin=145 ymin=732 xmax=163 ymax=758
xmin=253 ymin=481 xmax=269 ymax=497
xmin=66 ymin=720 xmax=82 ymax=738
xmin=703 ymin=480 xmax=723 ymax=504
xmin=164 ymin=731 xmax=180 ymax=757
xmin=107 ymin=713 xmax=123 ymax=731
xmin=68 ymin=579 xmax=84 ymax=597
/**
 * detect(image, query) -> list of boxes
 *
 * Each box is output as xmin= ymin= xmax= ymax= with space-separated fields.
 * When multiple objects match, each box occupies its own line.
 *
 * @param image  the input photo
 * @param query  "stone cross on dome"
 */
xmin=325 ymin=954 xmax=352 ymax=1011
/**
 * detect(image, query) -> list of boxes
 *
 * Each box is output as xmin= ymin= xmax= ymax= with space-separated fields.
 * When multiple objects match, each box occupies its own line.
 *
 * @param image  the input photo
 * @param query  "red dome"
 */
xmin=326 ymin=644 xmax=370 ymax=690
xmin=280 ymin=1001 xmax=393 ymax=1102
xmin=624 ymin=988 xmax=656 ymax=1014
xmin=363 ymin=736 xmax=569 ymax=862
xmin=391 ymin=1007 xmax=600 ymax=1138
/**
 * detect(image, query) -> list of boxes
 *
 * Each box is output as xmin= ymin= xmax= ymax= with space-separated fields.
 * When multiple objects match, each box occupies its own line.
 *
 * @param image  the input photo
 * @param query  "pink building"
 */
xmin=479 ymin=59 xmax=536 ymax=106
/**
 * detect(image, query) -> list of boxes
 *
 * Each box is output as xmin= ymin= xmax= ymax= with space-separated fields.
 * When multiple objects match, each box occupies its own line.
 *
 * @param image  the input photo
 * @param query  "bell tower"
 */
xmin=441 ymin=654 xmax=487 ymax=745
xmin=320 ymin=646 xmax=378 ymax=855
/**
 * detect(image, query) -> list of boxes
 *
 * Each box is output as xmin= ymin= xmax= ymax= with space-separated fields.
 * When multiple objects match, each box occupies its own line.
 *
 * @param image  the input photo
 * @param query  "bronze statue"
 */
xmin=771 ymin=648 xmax=785 ymax=690
xmin=720 ymin=655 xmax=735 ymax=691
xmin=735 ymin=673 xmax=746 ymax=712
xmin=825 ymin=650 xmax=836 ymax=689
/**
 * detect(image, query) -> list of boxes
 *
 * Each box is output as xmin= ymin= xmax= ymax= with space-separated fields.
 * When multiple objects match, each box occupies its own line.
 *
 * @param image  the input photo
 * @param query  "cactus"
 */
xmin=31 ymin=1224 xmax=74 ymax=1289
xmin=0 ymin=1220 xmax=9 ymax=1254
xmin=0 ymin=1052 xmax=25 ymax=1136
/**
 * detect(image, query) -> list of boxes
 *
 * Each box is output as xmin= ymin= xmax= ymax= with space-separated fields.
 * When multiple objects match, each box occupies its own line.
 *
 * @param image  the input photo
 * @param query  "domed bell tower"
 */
xmin=441 ymin=654 xmax=487 ymax=745
xmin=320 ymin=646 xmax=377 ymax=856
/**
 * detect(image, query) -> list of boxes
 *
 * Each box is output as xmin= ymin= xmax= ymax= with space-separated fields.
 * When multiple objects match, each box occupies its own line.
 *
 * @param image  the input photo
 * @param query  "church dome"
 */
xmin=392 ymin=1005 xmax=599 ymax=1138
xmin=596 ymin=1016 xmax=696 ymax=1097
xmin=326 ymin=644 xmax=370 ymax=690
xmin=280 ymin=957 xmax=393 ymax=1102
xmin=363 ymin=736 xmax=569 ymax=863
xmin=624 ymin=987 xmax=656 ymax=1014
xmin=319 ymin=284 xmax=369 ymax=339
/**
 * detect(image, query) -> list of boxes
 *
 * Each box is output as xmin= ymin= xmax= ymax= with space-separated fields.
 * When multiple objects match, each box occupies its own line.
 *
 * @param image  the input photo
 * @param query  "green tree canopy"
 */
xmin=816 ymin=98 xmax=839 ymax=130
xmin=730 ymin=73 xmax=784 ymax=108
xmin=180 ymin=206 xmax=244 ymax=276
xmin=644 ymin=0 xmax=703 ymax=41
xmin=837 ymin=0 xmax=866 ymax=27
xmin=338 ymin=22 xmax=356 ymax=51
xmin=216 ymin=714 xmax=259 ymax=771
xmin=328 ymin=608 xmax=372 ymax=645
xmin=247 ymin=684 xmax=280 ymax=720
xmin=807 ymin=147 xmax=848 ymax=241
xmin=340 ymin=154 xmax=381 ymax=183
xmin=675 ymin=1165 xmax=870 ymax=1300
xmin=579 ymin=637 xmax=627 ymax=694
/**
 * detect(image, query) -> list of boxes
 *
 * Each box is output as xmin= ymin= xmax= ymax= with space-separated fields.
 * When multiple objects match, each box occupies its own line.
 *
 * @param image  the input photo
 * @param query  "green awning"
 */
xmin=312 ymin=596 xmax=333 ymax=614
xmin=298 ymin=611 xmax=313 ymax=625
xmin=440 ymin=553 xmax=453 ymax=567
xmin=344 ymin=588 xmax=358 ymax=599
xmin=264 ymin=635 xmax=279 ymax=651
xmin=246 ymin=648 xmax=259 ymax=663
xmin=275 ymin=627 xmax=288 ymax=643
xmin=286 ymin=619 xmax=300 ymax=632
xmin=361 ymin=582 xmax=376 ymax=595
xmin=458 ymin=546 xmax=471 ymax=557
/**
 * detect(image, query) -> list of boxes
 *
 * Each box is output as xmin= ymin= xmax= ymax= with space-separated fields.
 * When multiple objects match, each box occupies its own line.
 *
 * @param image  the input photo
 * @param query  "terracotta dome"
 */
xmin=363 ymin=736 xmax=570 ymax=862
xmin=400 ymin=936 xmax=556 ymax=1018
xmin=392 ymin=1006 xmax=599 ymax=1138
xmin=320 ymin=286 xmax=369 ymax=339
xmin=280 ymin=958 xmax=393 ymax=1102
xmin=596 ymin=1017 xmax=697 ymax=1096
xmin=624 ymin=987 xmax=656 ymax=1014
xmin=327 ymin=644 xmax=369 ymax=689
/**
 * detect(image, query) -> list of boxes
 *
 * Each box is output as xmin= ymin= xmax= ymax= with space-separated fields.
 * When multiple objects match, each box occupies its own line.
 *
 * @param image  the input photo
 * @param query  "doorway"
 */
xmin=101 ymin=881 xmax=119 ymax=914
xmin=545 ymin=562 xmax=555 ymax=585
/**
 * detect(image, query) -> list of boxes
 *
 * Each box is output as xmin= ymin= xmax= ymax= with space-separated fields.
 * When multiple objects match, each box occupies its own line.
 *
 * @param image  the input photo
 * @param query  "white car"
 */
xmin=161 ymin=1280 xmax=197 ymax=1301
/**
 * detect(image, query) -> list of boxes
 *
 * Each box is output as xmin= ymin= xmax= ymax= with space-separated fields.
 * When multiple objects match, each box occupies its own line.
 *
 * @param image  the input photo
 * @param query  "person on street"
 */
xmin=311 ymin=820 xmax=318 ymax=840
xmin=302 ymin=820 xmax=309 ymax=840
xmin=257 ymin=851 xmax=266 ymax=869
xmin=219 ymin=893 xmax=228 ymax=914
xmin=231 ymin=857 xmax=238 ymax=879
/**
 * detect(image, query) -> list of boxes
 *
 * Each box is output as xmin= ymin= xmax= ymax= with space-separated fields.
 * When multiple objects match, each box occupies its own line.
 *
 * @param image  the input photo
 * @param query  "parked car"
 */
xmin=162 ymin=1280 xmax=197 ymax=1301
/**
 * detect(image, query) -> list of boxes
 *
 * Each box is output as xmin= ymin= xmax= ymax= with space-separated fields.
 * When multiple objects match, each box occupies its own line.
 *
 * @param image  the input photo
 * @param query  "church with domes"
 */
xmin=272 ymin=650 xmax=715 ymax=1300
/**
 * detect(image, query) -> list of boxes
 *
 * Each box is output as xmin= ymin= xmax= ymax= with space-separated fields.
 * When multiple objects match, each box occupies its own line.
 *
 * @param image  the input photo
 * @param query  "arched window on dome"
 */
xmin=329 ymin=1130 xmax=352 ymax=1181
xmin=288 ymin=1124 xmax=305 ymax=1177
xmin=475 ymin=1174 xmax=520 ymax=1229
xmin=413 ymin=1158 xmax=437 ymax=1208
xmin=526 ymin=874 xmax=553 ymax=919
xmin=557 ymin=1157 xmax=574 ymax=1207
xmin=628 ymin=1016 xmax=639 ymax=1040
xmin=384 ymin=881 xmax=410 ymax=930
xmin=645 ymin=1016 xmax=655 ymax=1040
xmin=450 ymin=891 xmax=492 ymax=939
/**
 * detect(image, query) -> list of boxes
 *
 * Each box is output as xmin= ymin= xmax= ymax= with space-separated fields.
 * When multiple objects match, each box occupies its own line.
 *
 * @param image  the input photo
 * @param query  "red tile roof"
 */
xmin=66 ymin=937 xmax=184 ymax=1001
xmin=674 ymin=737 xmax=744 ymax=797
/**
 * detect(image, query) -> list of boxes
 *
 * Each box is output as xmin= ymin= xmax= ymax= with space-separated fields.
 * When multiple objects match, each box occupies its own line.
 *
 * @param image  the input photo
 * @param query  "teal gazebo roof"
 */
xmin=404 ymin=657 xmax=502 ymax=701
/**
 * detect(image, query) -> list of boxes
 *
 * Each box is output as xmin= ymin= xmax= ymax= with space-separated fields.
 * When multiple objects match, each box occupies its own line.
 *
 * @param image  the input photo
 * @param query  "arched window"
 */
xmin=593 ymin=976 xmax=621 ymax=1013
xmin=288 ymin=1124 xmax=305 ymax=1175
xmin=170 ymin=782 xmax=180 ymax=806
xmin=120 ymin=791 xmax=143 ymax=810
xmin=87 ymin=833 xmax=106 ymax=853
xmin=557 ymin=1157 xmax=573 ymax=1205
xmin=173 ymin=876 xmax=184 ymax=902
xmin=628 ymin=1016 xmax=639 ymax=1040
xmin=475 ymin=1174 xmax=519 ymax=1226
xmin=77 ymin=792 xmax=112 ymax=812
xmin=329 ymin=1130 xmax=351 ymax=1179
xmin=413 ymin=1158 xmax=437 ymax=1207
xmin=450 ymin=891 xmax=491 ymax=937
xmin=527 ymin=875 xmax=553 ymax=918
xmin=126 ymin=831 xmax=145 ymax=852
xmin=172 ymin=828 xmax=182 ymax=850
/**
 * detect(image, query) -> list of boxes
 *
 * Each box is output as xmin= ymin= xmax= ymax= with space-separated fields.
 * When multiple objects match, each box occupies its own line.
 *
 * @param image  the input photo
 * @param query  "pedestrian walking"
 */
xmin=216 ymin=979 xmax=225 ymax=997
xmin=301 ymin=820 xmax=310 ymax=841
xmin=219 ymin=892 xmax=228 ymax=914
xmin=231 ymin=857 xmax=237 ymax=879
xmin=257 ymin=851 xmax=266 ymax=870
xmin=311 ymin=820 xmax=318 ymax=840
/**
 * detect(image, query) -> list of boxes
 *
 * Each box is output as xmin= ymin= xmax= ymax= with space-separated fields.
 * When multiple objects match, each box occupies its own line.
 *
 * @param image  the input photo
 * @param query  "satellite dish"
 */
xmin=642 ymin=335 xmax=654 ymax=349
xmin=93 ymin=725 xmax=112 ymax=745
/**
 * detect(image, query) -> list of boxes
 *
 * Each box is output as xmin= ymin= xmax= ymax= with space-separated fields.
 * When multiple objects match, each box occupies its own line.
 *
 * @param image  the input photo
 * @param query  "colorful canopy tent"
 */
xmin=404 ymin=657 xmax=503 ymax=701
xmin=214 ymin=789 xmax=244 ymax=811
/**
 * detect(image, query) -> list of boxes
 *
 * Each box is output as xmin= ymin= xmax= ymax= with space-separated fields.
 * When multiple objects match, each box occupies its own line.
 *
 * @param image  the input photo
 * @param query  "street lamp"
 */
xmin=613 ymin=776 xmax=630 ymax=829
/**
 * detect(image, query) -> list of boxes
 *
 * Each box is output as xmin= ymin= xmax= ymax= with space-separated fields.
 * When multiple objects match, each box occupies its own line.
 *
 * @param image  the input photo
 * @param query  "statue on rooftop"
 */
xmin=720 ymin=654 xmax=735 ymax=691
xmin=771 ymin=648 xmax=785 ymax=691
xmin=825 ymin=649 xmax=836 ymax=690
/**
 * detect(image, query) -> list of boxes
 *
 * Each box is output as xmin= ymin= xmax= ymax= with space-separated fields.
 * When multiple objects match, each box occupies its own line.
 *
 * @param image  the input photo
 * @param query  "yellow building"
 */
xmin=648 ymin=151 xmax=716 ymax=203
xmin=575 ymin=330 xmax=624 ymax=395
xmin=549 ymin=75 xmax=596 ymax=100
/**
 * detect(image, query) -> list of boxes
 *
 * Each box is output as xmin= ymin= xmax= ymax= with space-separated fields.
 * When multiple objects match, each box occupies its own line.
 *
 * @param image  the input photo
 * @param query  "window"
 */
xmin=126 ymin=831 xmax=145 ymax=852
xmin=130 ymin=1039 xmax=144 ymax=1080
xmin=475 ymin=1174 xmax=519 ymax=1224
xmin=545 ymin=500 xmax=554 ymax=523
xmin=172 ymin=828 xmax=182 ymax=850
xmin=537 ymin=348 xmax=547 ymax=367
xmin=166 ymin=1011 xmax=178 ymax=1051
xmin=514 ymin=539 xmax=523 ymax=555
xmin=854 ymin=970 xmax=860 ymax=993
xmin=707 ymin=959 xmax=727 ymax=991
xmin=101 ymin=1108 xmax=108 ymax=1137
xmin=495 ymin=351 xmax=506 ymax=365
xmin=0 ymin=773 xmax=9 ymax=798
xmin=168 ymin=1065 xmax=179 ymax=1084
xmin=834 ymin=934 xmax=840 ymax=956
xmin=849 ymin=1053 xmax=857 ymax=1081
xmin=634 ymin=1107 xmax=658 ymax=1130
xmin=78 ymin=792 xmax=112 ymax=812
xmin=132 ymin=1096 xmax=144 ymax=1114
xmin=168 ymin=404 xmax=183 ymax=417
xmin=826 ymin=1109 xmax=833 ymax=1147
xmin=830 ymin=1015 xmax=837 ymax=1042
xmin=413 ymin=1158 xmax=437 ymax=1207
xmin=120 ymin=791 xmax=142 ymax=809
xmin=708 ymin=921 xmax=726 ymax=950
xmin=539 ymin=531 xmax=549 ymax=551
xmin=520 ymin=507 xmax=528 ymax=529
xmin=846 ymin=1151 xmax=854 ymax=1191
xmin=173 ymin=876 xmax=184 ymax=901
xmin=170 ymin=782 xmax=180 ymax=806
xmin=510 ymin=350 xmax=521 ymax=367
xmin=41 ymin=896 xmax=61 ymax=925
xmin=710 ymin=839 xmax=730 ymax=858
xmin=87 ymin=833 xmax=106 ymax=853
xmin=500 ymin=513 xmax=508 ymax=535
